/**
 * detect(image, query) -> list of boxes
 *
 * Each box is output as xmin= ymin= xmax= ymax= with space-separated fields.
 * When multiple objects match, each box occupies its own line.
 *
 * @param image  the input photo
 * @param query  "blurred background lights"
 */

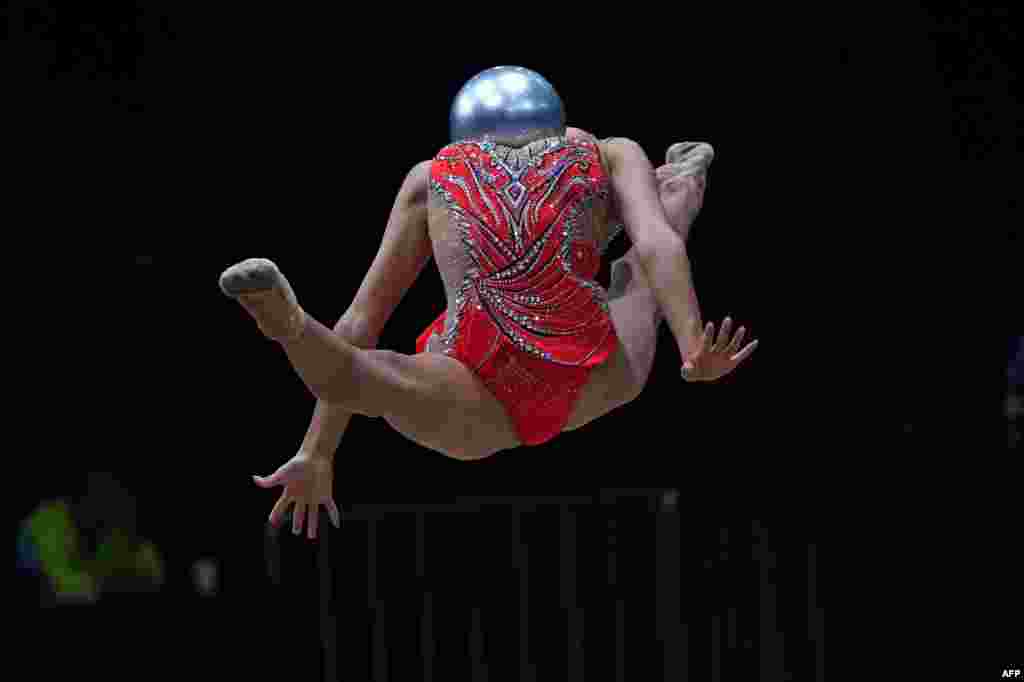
xmin=193 ymin=558 xmax=219 ymax=597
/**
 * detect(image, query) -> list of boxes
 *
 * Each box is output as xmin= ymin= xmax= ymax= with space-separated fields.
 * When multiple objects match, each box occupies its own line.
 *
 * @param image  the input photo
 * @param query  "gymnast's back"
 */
xmin=423 ymin=131 xmax=621 ymax=363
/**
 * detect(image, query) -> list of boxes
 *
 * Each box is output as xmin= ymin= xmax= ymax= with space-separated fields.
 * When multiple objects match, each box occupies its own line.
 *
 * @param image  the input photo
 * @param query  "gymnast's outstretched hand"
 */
xmin=680 ymin=317 xmax=759 ymax=383
xmin=253 ymin=451 xmax=341 ymax=540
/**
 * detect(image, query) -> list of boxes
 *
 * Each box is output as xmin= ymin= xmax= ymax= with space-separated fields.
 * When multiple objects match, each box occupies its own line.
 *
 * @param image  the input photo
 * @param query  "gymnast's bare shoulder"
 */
xmin=566 ymin=126 xmax=630 ymax=230
xmin=566 ymin=126 xmax=624 ymax=163
xmin=404 ymin=159 xmax=433 ymax=203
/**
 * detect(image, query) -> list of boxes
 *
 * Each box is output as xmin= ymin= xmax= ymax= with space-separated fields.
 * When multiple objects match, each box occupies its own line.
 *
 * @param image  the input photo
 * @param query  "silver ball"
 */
xmin=450 ymin=66 xmax=565 ymax=146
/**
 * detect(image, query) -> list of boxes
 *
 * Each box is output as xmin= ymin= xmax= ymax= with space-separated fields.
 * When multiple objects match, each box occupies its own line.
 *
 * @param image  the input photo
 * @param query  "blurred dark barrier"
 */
xmin=252 ymin=493 xmax=823 ymax=681
xmin=19 ymin=482 xmax=821 ymax=680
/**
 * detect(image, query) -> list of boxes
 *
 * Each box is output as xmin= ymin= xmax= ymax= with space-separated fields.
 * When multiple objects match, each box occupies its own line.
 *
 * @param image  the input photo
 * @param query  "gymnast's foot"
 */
xmin=219 ymin=258 xmax=307 ymax=342
xmin=664 ymin=141 xmax=714 ymax=174
xmin=657 ymin=141 xmax=714 ymax=242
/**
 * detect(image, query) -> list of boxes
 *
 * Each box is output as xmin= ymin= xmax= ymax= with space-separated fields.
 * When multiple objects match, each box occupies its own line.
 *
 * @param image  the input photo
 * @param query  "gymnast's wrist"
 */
xmin=300 ymin=418 xmax=338 ymax=461
xmin=304 ymin=437 xmax=339 ymax=461
xmin=680 ymin=322 xmax=704 ymax=357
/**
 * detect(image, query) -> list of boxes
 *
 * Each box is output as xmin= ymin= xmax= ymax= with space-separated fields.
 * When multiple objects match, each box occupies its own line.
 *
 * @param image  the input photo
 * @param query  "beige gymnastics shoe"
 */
xmin=219 ymin=258 xmax=307 ymax=342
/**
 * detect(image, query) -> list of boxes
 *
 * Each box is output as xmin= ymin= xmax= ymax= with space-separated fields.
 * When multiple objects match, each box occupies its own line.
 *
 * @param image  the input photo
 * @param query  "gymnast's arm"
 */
xmin=302 ymin=160 xmax=434 ymax=460
xmin=603 ymin=138 xmax=704 ymax=359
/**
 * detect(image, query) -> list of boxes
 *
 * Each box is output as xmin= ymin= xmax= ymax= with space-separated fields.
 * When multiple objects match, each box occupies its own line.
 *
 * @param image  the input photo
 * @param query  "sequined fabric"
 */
xmin=416 ymin=135 xmax=619 ymax=445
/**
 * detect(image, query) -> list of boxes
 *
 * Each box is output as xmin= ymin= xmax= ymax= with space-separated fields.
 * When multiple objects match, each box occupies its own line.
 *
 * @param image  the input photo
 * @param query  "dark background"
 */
xmin=12 ymin=2 xmax=1019 ymax=679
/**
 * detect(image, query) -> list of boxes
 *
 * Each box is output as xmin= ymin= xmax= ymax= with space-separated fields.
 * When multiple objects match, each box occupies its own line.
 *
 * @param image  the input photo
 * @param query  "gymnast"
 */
xmin=221 ymin=67 xmax=758 ymax=539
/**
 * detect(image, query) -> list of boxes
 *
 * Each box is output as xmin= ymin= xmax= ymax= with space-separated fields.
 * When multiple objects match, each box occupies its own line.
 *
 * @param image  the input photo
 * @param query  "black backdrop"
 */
xmin=13 ymin=2 xmax=1019 ymax=679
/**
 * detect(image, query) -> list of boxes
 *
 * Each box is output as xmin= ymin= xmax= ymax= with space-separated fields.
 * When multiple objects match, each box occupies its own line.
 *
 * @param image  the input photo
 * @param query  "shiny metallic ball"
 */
xmin=450 ymin=66 xmax=565 ymax=146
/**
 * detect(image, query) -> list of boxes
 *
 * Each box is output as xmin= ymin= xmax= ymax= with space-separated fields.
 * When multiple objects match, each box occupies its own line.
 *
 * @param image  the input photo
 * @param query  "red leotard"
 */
xmin=417 ymin=134 xmax=619 ymax=445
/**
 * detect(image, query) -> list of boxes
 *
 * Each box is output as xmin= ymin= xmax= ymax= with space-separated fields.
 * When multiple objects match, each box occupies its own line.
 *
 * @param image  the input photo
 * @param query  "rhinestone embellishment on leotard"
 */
xmin=429 ymin=136 xmax=614 ymax=364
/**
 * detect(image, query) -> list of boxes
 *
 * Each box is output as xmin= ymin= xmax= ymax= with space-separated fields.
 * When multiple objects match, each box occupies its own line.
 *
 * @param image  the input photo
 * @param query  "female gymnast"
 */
xmin=222 ymin=67 xmax=758 ymax=539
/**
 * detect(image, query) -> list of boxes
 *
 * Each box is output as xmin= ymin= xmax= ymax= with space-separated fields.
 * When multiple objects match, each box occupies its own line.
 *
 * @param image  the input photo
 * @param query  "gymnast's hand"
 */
xmin=253 ymin=451 xmax=342 ymax=540
xmin=680 ymin=317 xmax=759 ymax=383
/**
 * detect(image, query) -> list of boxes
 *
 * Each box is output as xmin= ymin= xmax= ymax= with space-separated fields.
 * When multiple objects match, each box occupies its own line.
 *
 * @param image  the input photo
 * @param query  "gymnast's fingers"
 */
xmin=703 ymin=322 xmax=715 ymax=355
xmin=727 ymin=326 xmax=747 ymax=355
xmin=292 ymin=502 xmax=306 ymax=535
xmin=253 ymin=469 xmax=283 ymax=488
xmin=307 ymin=505 xmax=319 ymax=541
xmin=326 ymin=499 xmax=342 ymax=529
xmin=731 ymin=339 xmax=759 ymax=364
xmin=715 ymin=317 xmax=732 ymax=352
xmin=268 ymin=495 xmax=291 ymax=528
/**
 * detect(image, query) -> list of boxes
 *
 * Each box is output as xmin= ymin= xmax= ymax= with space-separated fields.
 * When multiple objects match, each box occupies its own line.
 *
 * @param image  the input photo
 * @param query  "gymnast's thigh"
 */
xmin=380 ymin=351 xmax=521 ymax=460
xmin=564 ymin=272 xmax=660 ymax=432
xmin=562 ymin=341 xmax=638 ymax=432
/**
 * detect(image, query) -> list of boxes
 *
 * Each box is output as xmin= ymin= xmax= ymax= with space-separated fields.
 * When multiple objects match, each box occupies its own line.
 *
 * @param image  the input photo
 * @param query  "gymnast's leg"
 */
xmin=608 ymin=141 xmax=711 ymax=385
xmin=605 ymin=143 xmax=710 ymax=384
xmin=219 ymin=259 xmax=519 ymax=459
xmin=565 ymin=142 xmax=712 ymax=430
